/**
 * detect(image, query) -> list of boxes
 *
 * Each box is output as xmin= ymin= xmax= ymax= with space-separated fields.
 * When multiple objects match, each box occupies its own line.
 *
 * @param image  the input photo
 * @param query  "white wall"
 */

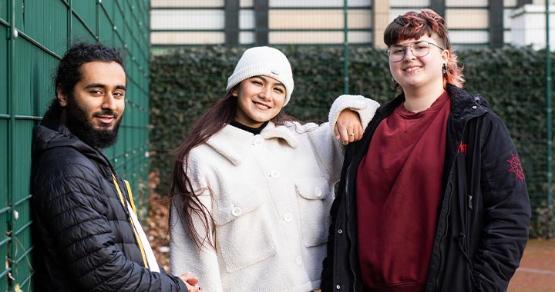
xmin=511 ymin=4 xmax=555 ymax=49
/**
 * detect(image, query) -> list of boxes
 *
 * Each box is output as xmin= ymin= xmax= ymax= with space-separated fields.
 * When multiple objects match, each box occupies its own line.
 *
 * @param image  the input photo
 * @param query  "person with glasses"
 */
xmin=321 ymin=9 xmax=530 ymax=292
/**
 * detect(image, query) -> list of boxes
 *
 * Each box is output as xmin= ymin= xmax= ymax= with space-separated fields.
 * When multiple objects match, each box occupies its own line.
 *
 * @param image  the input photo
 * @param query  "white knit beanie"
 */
xmin=226 ymin=46 xmax=294 ymax=106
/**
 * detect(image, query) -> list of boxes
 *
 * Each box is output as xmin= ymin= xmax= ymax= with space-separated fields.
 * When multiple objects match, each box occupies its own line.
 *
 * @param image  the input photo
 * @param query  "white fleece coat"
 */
xmin=170 ymin=95 xmax=379 ymax=292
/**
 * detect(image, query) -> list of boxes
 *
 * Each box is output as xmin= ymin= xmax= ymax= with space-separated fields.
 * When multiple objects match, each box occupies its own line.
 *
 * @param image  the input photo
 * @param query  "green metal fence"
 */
xmin=0 ymin=0 xmax=150 ymax=290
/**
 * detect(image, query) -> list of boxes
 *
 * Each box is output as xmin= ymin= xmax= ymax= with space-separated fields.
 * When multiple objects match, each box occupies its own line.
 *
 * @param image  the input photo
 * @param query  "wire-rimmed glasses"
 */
xmin=387 ymin=40 xmax=445 ymax=62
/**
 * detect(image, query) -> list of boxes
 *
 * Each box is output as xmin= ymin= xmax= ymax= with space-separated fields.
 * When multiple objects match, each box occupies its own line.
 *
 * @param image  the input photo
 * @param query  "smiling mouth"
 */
xmin=253 ymin=101 xmax=271 ymax=110
xmin=404 ymin=66 xmax=422 ymax=72
xmin=95 ymin=115 xmax=116 ymax=124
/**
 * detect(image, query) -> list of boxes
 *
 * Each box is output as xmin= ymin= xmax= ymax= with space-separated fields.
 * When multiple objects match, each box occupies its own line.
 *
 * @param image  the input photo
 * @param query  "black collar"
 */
xmin=230 ymin=121 xmax=269 ymax=135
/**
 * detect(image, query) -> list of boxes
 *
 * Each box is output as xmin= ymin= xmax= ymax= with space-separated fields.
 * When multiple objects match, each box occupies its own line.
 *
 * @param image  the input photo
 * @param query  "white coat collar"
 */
xmin=206 ymin=122 xmax=298 ymax=166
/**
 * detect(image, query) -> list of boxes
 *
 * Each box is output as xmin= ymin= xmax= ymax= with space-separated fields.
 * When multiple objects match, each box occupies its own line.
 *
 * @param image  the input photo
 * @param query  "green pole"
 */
xmin=547 ymin=0 xmax=553 ymax=209
xmin=68 ymin=0 xmax=73 ymax=47
xmin=7 ymin=0 xmax=16 ymax=289
xmin=343 ymin=0 xmax=349 ymax=94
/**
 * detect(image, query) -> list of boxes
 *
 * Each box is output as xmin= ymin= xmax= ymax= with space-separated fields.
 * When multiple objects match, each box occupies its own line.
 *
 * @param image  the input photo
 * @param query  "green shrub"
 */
xmin=530 ymin=202 xmax=555 ymax=239
xmin=150 ymin=45 xmax=553 ymax=236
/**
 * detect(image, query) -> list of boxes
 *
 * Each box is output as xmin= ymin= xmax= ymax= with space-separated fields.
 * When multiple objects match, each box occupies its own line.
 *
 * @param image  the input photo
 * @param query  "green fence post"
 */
xmin=6 ymin=0 xmax=15 ymax=289
xmin=68 ymin=0 xmax=72 ymax=47
xmin=547 ymin=0 xmax=553 ymax=209
xmin=343 ymin=0 xmax=349 ymax=94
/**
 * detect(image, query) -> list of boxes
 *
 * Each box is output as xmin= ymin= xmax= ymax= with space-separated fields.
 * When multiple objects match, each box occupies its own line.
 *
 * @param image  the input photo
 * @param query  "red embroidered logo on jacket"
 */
xmin=507 ymin=153 xmax=525 ymax=181
xmin=457 ymin=142 xmax=468 ymax=154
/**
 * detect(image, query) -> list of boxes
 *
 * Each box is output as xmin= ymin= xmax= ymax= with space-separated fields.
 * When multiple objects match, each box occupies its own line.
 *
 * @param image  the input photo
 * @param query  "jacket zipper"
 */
xmin=433 ymin=117 xmax=475 ymax=291
xmin=332 ymin=163 xmax=352 ymax=291
xmin=434 ymin=178 xmax=454 ymax=291
xmin=344 ymin=165 xmax=359 ymax=290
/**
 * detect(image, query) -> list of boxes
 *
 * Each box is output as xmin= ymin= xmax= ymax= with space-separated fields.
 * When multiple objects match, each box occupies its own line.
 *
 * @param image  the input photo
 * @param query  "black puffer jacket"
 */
xmin=322 ymin=85 xmax=531 ymax=292
xmin=31 ymin=122 xmax=186 ymax=292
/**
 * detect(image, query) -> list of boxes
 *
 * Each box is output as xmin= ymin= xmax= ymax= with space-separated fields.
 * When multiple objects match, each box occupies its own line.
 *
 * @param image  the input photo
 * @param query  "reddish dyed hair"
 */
xmin=384 ymin=9 xmax=464 ymax=88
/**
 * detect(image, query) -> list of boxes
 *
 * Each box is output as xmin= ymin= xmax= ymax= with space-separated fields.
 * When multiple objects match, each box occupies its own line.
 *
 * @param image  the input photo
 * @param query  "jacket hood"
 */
xmin=446 ymin=84 xmax=489 ymax=121
xmin=32 ymin=122 xmax=112 ymax=171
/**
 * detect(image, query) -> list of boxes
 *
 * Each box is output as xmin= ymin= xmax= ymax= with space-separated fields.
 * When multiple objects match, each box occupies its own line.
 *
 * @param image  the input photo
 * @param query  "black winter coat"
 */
xmin=321 ymin=85 xmax=531 ymax=292
xmin=31 ymin=122 xmax=186 ymax=292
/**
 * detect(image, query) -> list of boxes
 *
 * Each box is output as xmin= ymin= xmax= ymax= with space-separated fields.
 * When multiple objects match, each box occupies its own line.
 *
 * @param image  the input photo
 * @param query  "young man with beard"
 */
xmin=30 ymin=43 xmax=199 ymax=291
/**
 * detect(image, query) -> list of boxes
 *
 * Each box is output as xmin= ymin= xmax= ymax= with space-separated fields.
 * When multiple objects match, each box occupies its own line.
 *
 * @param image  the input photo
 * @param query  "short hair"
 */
xmin=384 ymin=9 xmax=464 ymax=88
xmin=54 ymin=42 xmax=125 ymax=98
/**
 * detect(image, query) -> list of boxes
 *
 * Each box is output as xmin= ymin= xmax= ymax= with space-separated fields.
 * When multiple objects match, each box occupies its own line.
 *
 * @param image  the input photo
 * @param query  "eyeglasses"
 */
xmin=387 ymin=40 xmax=445 ymax=62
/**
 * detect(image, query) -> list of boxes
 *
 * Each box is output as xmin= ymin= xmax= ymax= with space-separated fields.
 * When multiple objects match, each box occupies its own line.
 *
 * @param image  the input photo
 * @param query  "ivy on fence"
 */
xmin=150 ymin=46 xmax=553 ymax=238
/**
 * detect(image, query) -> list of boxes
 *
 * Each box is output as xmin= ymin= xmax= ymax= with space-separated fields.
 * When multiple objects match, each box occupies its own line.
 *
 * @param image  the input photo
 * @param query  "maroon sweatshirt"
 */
xmin=356 ymin=92 xmax=451 ymax=291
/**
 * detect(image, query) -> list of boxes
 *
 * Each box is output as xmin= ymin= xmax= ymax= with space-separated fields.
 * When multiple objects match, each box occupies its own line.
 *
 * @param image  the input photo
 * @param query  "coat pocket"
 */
xmin=212 ymin=187 xmax=276 ymax=272
xmin=295 ymin=177 xmax=334 ymax=247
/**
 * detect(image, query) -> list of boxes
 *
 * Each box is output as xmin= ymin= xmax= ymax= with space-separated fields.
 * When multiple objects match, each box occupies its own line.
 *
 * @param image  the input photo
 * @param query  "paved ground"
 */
xmin=509 ymin=239 xmax=555 ymax=292
xmin=147 ymin=191 xmax=555 ymax=291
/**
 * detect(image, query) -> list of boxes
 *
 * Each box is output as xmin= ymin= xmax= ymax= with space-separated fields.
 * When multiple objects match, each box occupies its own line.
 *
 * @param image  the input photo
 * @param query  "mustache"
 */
xmin=93 ymin=109 xmax=118 ymax=118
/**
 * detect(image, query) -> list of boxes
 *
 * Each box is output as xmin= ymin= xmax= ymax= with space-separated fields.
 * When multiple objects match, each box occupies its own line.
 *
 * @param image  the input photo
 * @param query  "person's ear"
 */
xmin=231 ymin=88 xmax=239 ymax=97
xmin=56 ymin=87 xmax=68 ymax=107
xmin=441 ymin=49 xmax=450 ymax=63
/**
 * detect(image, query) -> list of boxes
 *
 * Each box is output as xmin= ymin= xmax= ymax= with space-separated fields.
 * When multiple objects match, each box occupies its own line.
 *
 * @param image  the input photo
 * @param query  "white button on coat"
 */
xmin=283 ymin=213 xmax=293 ymax=222
xmin=231 ymin=206 xmax=242 ymax=217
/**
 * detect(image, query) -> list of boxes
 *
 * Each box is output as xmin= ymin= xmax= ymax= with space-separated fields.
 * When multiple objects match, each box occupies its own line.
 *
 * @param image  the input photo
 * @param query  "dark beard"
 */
xmin=65 ymin=98 xmax=122 ymax=149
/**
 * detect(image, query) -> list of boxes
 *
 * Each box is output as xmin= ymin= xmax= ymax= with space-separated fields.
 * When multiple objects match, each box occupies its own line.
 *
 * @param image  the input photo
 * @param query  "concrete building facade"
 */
xmin=150 ymin=0 xmax=550 ymax=49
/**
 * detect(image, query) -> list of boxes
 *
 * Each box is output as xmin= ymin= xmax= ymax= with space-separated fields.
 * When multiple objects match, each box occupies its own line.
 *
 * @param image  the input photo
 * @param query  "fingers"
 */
xmin=334 ymin=124 xmax=341 ymax=141
xmin=185 ymin=283 xmax=200 ymax=292
xmin=180 ymin=272 xmax=200 ymax=291
xmin=336 ymin=125 xmax=355 ymax=144
xmin=186 ymin=277 xmax=199 ymax=286
xmin=336 ymin=121 xmax=363 ymax=144
xmin=182 ymin=272 xmax=198 ymax=283
xmin=338 ymin=124 xmax=351 ymax=145
xmin=335 ymin=109 xmax=364 ymax=144
xmin=346 ymin=126 xmax=363 ymax=143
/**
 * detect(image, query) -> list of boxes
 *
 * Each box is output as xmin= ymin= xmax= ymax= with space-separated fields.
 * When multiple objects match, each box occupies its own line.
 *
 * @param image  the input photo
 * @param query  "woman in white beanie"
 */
xmin=169 ymin=46 xmax=379 ymax=292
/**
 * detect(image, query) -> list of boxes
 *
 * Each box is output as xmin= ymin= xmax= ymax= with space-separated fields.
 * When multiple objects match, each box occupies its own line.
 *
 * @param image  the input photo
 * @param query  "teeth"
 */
xmin=254 ymin=103 xmax=270 ymax=110
xmin=405 ymin=67 xmax=420 ymax=72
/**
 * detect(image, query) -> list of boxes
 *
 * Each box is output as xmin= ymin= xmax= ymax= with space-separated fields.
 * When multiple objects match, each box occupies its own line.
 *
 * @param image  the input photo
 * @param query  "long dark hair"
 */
xmin=170 ymin=86 xmax=295 ymax=248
